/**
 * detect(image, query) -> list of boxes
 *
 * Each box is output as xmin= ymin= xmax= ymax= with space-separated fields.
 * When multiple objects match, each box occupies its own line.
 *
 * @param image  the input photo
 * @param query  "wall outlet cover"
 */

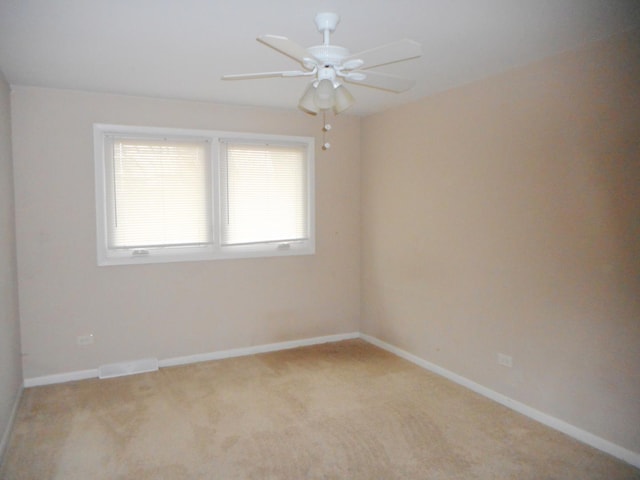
xmin=498 ymin=353 xmax=513 ymax=368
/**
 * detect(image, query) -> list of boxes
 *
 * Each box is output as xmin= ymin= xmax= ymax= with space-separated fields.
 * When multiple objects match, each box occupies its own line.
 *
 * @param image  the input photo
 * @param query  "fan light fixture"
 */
xmin=298 ymin=74 xmax=356 ymax=115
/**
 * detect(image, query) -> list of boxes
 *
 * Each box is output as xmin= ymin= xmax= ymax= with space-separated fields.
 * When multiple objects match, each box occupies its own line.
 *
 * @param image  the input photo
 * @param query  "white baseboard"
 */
xmin=23 ymin=332 xmax=360 ymax=388
xmin=159 ymin=332 xmax=360 ymax=368
xmin=359 ymin=333 xmax=640 ymax=469
xmin=0 ymin=384 xmax=23 ymax=466
xmin=24 ymin=368 xmax=98 ymax=388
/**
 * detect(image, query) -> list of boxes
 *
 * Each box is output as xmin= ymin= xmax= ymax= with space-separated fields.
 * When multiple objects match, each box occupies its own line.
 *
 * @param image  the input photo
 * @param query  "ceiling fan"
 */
xmin=222 ymin=12 xmax=422 ymax=115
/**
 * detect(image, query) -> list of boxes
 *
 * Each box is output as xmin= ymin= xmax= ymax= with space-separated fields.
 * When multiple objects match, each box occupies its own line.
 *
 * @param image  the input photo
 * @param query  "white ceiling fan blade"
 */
xmin=222 ymin=70 xmax=310 ymax=80
xmin=344 ymin=70 xmax=415 ymax=92
xmin=257 ymin=35 xmax=317 ymax=66
xmin=346 ymin=39 xmax=422 ymax=70
xmin=342 ymin=59 xmax=364 ymax=70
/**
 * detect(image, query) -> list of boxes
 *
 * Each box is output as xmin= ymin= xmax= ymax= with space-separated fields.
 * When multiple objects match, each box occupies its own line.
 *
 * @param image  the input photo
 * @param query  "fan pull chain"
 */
xmin=322 ymin=111 xmax=331 ymax=151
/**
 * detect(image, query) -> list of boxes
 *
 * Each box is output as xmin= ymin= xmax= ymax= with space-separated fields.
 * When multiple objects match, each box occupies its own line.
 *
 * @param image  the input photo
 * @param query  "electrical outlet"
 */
xmin=497 ymin=353 xmax=513 ymax=368
xmin=77 ymin=334 xmax=94 ymax=346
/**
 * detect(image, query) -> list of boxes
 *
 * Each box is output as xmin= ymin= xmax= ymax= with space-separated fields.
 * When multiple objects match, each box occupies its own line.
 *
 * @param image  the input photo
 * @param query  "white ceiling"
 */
xmin=1 ymin=0 xmax=638 ymax=116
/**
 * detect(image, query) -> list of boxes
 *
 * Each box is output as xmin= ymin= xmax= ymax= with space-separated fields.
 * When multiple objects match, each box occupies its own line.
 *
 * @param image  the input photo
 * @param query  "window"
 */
xmin=94 ymin=124 xmax=314 ymax=265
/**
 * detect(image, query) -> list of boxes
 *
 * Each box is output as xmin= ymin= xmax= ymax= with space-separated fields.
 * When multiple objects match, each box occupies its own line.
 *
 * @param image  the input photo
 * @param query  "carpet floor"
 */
xmin=1 ymin=339 xmax=638 ymax=479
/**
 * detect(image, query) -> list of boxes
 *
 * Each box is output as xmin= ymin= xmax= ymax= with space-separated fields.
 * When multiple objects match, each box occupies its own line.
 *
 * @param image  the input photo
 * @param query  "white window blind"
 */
xmin=105 ymin=137 xmax=212 ymax=249
xmin=220 ymin=142 xmax=309 ymax=246
xmin=95 ymin=124 xmax=314 ymax=265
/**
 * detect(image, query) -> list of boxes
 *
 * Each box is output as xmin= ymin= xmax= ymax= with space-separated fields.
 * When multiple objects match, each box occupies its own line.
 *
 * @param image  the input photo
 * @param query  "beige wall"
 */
xmin=0 ymin=71 xmax=22 ymax=460
xmin=361 ymin=30 xmax=640 ymax=453
xmin=11 ymin=88 xmax=361 ymax=380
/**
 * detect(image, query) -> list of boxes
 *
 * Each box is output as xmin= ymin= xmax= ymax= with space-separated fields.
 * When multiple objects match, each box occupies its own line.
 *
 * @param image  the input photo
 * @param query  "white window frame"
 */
xmin=94 ymin=124 xmax=315 ymax=266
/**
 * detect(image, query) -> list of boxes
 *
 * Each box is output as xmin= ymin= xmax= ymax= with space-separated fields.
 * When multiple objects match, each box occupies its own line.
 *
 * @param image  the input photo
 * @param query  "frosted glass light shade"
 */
xmin=314 ymin=79 xmax=335 ymax=110
xmin=298 ymin=83 xmax=319 ymax=114
xmin=333 ymin=84 xmax=355 ymax=114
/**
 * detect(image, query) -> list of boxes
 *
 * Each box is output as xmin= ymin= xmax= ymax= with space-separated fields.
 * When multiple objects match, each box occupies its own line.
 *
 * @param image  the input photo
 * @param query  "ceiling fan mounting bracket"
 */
xmin=314 ymin=12 xmax=340 ymax=33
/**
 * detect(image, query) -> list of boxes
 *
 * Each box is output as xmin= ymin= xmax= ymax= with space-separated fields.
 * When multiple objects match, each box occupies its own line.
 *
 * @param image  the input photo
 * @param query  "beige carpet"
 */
xmin=1 ymin=339 xmax=638 ymax=479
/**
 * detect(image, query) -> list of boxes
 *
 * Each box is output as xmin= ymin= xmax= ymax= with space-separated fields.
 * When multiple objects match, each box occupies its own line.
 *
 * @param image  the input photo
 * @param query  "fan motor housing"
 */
xmin=308 ymin=45 xmax=350 ymax=67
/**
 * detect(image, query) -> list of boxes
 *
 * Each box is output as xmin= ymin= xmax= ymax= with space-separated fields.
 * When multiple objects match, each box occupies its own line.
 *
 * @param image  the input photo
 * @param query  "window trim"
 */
xmin=94 ymin=124 xmax=315 ymax=266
